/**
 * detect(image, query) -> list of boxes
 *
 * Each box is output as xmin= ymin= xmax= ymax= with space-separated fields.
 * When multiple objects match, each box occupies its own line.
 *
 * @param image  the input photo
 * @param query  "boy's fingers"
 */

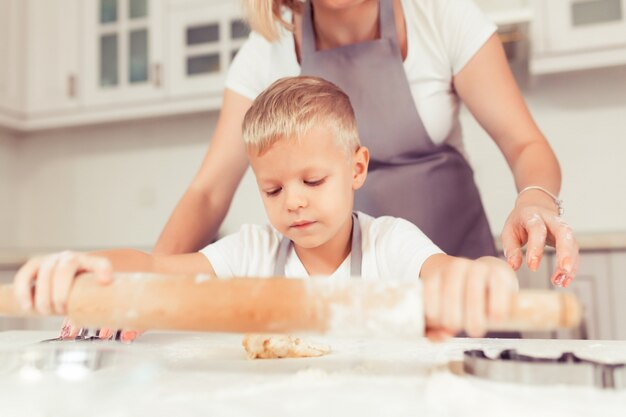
xmin=422 ymin=274 xmax=441 ymax=328
xmin=34 ymin=256 xmax=59 ymax=315
xmin=441 ymin=263 xmax=466 ymax=333
xmin=425 ymin=327 xmax=454 ymax=342
xmin=51 ymin=252 xmax=80 ymax=314
xmin=465 ymin=273 xmax=487 ymax=338
xmin=14 ymin=258 xmax=43 ymax=311
xmin=487 ymin=269 xmax=514 ymax=324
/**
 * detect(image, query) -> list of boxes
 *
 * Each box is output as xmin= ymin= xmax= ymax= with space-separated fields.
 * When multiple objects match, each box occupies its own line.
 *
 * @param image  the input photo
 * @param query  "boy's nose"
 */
xmin=285 ymin=188 xmax=308 ymax=211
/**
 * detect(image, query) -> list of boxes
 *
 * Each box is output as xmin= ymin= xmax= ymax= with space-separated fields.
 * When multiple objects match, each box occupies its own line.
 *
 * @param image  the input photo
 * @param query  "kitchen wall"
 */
xmin=6 ymin=64 xmax=626 ymax=250
xmin=0 ymin=128 xmax=17 ymax=248
xmin=13 ymin=113 xmax=266 ymax=250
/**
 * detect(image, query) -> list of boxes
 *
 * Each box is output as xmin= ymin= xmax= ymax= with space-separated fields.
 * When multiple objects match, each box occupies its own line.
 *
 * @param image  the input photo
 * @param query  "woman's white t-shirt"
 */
xmin=225 ymin=0 xmax=496 ymax=156
xmin=200 ymin=212 xmax=443 ymax=281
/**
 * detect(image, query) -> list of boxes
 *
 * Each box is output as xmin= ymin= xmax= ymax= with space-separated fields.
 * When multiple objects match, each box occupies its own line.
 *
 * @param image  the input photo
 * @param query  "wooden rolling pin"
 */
xmin=0 ymin=273 xmax=581 ymax=336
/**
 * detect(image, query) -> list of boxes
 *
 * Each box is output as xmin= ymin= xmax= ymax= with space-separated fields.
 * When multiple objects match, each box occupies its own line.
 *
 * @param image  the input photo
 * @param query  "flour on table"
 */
xmin=242 ymin=334 xmax=331 ymax=359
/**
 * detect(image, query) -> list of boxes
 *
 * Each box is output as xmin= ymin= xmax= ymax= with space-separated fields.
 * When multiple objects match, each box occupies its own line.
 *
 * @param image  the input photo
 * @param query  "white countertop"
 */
xmin=1 ymin=331 xmax=625 ymax=417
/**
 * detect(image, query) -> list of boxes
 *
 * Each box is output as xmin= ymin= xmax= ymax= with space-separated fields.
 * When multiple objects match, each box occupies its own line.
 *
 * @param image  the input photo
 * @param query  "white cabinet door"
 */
xmin=82 ymin=0 xmax=165 ymax=105
xmin=167 ymin=0 xmax=249 ymax=97
xmin=544 ymin=0 xmax=626 ymax=53
xmin=23 ymin=0 xmax=80 ymax=114
xmin=0 ymin=0 xmax=22 ymax=113
xmin=609 ymin=251 xmax=626 ymax=340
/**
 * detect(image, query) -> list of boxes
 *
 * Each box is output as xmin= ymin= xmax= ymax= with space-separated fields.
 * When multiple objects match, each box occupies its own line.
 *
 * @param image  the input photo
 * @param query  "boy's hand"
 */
xmin=14 ymin=251 xmax=142 ymax=343
xmin=421 ymin=255 xmax=519 ymax=340
xmin=14 ymin=251 xmax=113 ymax=314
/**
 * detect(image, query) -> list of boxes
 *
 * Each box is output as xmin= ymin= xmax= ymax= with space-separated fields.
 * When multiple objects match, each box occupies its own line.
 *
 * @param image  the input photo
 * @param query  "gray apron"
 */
xmin=299 ymin=0 xmax=496 ymax=259
xmin=274 ymin=213 xmax=362 ymax=276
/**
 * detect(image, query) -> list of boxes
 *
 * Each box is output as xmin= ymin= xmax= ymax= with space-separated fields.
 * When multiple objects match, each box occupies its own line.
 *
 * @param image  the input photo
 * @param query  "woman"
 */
xmin=154 ymin=0 xmax=579 ymax=286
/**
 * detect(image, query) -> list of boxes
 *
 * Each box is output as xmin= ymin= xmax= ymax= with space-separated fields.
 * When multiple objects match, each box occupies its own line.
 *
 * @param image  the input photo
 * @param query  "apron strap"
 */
xmin=379 ymin=0 xmax=398 ymax=42
xmin=273 ymin=213 xmax=362 ymax=277
xmin=301 ymin=1 xmax=396 ymax=58
xmin=300 ymin=0 xmax=316 ymax=58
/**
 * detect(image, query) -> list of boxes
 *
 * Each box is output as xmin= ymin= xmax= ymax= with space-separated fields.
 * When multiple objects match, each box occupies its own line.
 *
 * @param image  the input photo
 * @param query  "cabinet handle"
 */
xmin=68 ymin=74 xmax=77 ymax=98
xmin=152 ymin=63 xmax=162 ymax=88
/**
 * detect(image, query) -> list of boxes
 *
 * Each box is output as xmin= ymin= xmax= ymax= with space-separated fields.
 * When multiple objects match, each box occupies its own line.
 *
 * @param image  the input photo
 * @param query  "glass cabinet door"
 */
xmin=84 ymin=0 xmax=163 ymax=104
xmin=168 ymin=2 xmax=250 ymax=97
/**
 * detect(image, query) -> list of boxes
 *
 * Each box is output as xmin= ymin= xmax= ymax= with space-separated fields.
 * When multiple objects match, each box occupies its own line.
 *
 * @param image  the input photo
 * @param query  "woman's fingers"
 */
xmin=545 ymin=216 xmax=579 ymax=287
xmin=523 ymin=214 xmax=548 ymax=271
xmin=501 ymin=222 xmax=524 ymax=271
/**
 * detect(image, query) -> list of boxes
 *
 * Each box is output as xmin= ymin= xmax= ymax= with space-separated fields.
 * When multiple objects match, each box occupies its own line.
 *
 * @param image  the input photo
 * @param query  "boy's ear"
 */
xmin=352 ymin=146 xmax=369 ymax=190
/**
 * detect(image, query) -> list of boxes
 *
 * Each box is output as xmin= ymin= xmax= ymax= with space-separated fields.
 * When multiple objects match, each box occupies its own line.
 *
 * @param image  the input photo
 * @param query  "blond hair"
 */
xmin=241 ymin=0 xmax=302 ymax=42
xmin=242 ymin=76 xmax=360 ymax=156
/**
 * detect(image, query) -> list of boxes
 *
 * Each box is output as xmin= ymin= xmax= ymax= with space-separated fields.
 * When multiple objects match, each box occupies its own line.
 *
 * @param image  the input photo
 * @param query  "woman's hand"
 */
xmin=421 ymin=255 xmax=519 ymax=340
xmin=501 ymin=190 xmax=580 ymax=288
xmin=14 ymin=251 xmax=141 ymax=343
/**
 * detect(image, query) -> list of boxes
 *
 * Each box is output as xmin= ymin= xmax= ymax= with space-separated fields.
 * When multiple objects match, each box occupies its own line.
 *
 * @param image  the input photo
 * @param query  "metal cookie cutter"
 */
xmin=41 ymin=328 xmax=123 ymax=343
xmin=463 ymin=349 xmax=626 ymax=389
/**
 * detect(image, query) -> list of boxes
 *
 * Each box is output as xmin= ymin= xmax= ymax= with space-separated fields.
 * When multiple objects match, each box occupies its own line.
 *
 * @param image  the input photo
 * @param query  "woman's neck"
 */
xmin=312 ymin=0 xmax=380 ymax=50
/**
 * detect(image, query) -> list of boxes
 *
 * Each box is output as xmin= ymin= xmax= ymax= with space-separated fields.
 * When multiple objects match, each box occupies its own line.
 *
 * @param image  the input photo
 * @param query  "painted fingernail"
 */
xmin=564 ymin=276 xmax=573 ymax=288
xmin=529 ymin=256 xmax=539 ymax=271
xmin=554 ymin=273 xmax=566 ymax=287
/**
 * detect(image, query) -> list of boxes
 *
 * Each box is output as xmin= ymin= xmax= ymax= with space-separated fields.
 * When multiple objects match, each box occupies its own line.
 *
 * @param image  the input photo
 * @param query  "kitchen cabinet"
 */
xmin=530 ymin=0 xmax=626 ymax=74
xmin=167 ymin=0 xmax=250 ymax=98
xmin=0 ymin=0 xmax=249 ymax=131
xmin=0 ymin=0 xmax=80 ymax=118
xmin=81 ymin=0 xmax=165 ymax=106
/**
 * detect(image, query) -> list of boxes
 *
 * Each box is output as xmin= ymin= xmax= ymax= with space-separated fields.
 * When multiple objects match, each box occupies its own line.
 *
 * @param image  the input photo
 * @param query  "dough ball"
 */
xmin=242 ymin=334 xmax=331 ymax=360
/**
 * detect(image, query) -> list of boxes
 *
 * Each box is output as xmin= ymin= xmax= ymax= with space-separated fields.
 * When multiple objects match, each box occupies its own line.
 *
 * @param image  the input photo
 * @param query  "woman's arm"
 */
xmin=153 ymin=89 xmax=253 ymax=254
xmin=453 ymin=34 xmax=579 ymax=285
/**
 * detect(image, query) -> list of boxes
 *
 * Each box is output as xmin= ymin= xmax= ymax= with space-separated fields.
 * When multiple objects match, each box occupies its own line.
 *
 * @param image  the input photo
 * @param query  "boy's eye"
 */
xmin=265 ymin=188 xmax=281 ymax=197
xmin=304 ymin=178 xmax=325 ymax=187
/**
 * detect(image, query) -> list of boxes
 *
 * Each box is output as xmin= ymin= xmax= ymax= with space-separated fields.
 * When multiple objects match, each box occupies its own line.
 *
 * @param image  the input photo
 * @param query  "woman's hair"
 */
xmin=242 ymin=76 xmax=360 ymax=156
xmin=241 ymin=0 xmax=302 ymax=41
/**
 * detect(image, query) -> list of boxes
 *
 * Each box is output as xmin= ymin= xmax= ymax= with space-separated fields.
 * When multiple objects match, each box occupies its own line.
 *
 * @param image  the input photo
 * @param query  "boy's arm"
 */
xmin=92 ymin=249 xmax=216 ymax=275
xmin=419 ymin=253 xmax=518 ymax=339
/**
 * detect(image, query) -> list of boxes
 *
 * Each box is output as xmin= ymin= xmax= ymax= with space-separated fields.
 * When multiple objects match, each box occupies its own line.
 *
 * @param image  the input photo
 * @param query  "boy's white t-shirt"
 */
xmin=226 ymin=0 xmax=496 ymax=157
xmin=200 ymin=212 xmax=443 ymax=281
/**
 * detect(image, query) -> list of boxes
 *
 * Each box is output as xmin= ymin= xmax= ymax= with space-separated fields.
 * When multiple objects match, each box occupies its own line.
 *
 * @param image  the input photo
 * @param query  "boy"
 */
xmin=13 ymin=76 xmax=518 ymax=340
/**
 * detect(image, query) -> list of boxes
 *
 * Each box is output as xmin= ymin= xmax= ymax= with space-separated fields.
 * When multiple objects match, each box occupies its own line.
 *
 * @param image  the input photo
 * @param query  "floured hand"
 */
xmin=242 ymin=334 xmax=331 ymax=360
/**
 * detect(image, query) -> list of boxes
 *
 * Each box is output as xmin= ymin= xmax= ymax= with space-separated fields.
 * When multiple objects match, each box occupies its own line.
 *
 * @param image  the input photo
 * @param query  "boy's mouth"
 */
xmin=290 ymin=220 xmax=316 ymax=229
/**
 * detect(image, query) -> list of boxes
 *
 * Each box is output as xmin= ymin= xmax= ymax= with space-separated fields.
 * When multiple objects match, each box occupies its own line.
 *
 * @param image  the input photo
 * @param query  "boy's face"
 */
xmin=248 ymin=126 xmax=369 ymax=250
